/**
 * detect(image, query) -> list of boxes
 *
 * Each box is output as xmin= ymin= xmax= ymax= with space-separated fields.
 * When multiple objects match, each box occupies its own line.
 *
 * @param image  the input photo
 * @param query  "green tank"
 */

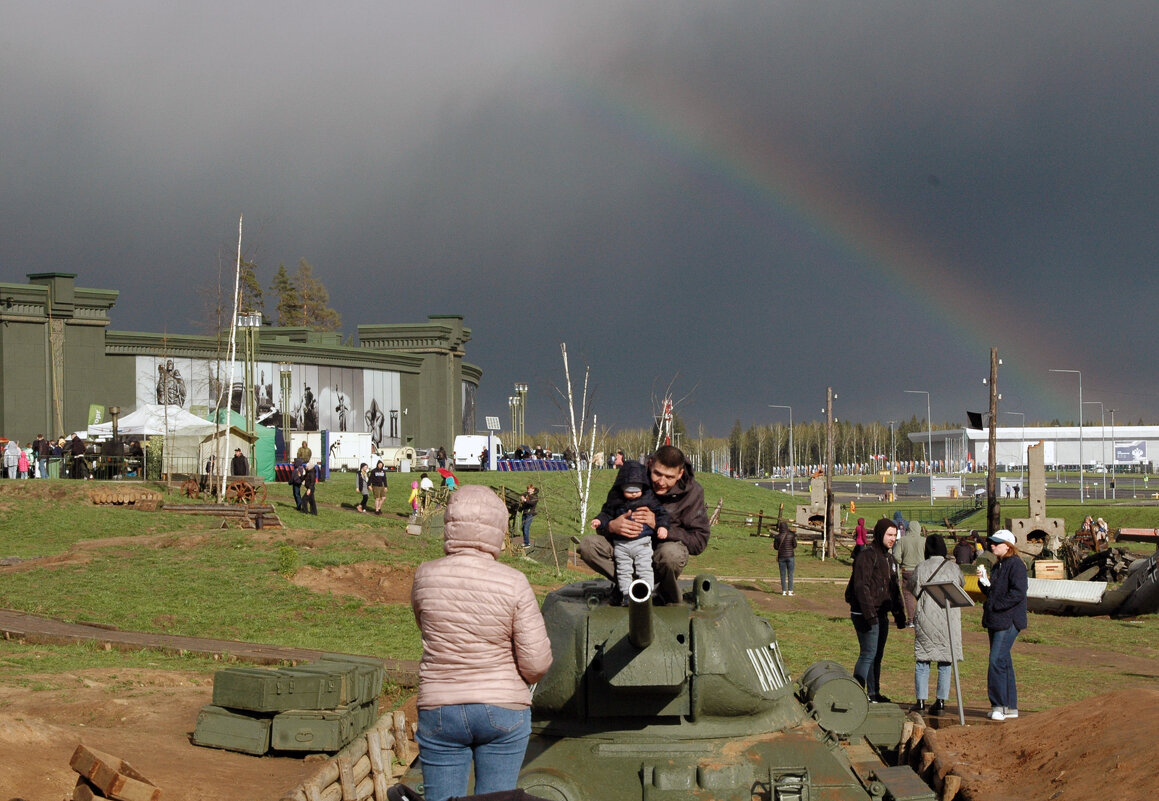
xmin=516 ymin=574 xmax=934 ymax=801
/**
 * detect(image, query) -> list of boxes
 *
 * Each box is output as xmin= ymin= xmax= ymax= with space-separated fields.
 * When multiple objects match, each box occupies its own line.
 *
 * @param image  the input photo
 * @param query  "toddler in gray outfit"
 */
xmin=591 ymin=460 xmax=670 ymax=604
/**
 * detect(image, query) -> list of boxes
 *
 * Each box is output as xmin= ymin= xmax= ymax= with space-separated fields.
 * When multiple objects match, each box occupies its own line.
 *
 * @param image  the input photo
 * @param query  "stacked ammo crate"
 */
xmin=194 ymin=653 xmax=384 ymax=755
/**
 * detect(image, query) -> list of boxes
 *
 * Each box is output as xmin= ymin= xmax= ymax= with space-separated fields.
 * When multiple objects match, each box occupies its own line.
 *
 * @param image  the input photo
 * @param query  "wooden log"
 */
xmin=69 ymin=744 xmax=160 ymax=801
xmin=372 ymin=772 xmax=390 ymax=801
xmin=919 ymin=749 xmax=937 ymax=774
xmin=338 ymin=755 xmax=356 ymax=801
xmin=366 ymin=729 xmax=387 ymax=777
xmin=338 ymin=734 xmax=369 ymax=764
xmin=354 ymin=775 xmax=375 ymax=801
xmin=320 ymin=784 xmax=343 ymax=801
xmin=279 ymin=789 xmax=309 ymax=801
xmin=898 ymin=718 xmax=915 ymax=761
xmin=366 ymin=724 xmax=394 ymax=800
xmin=351 ymin=755 xmax=371 ymax=785
xmin=941 ymin=774 xmax=962 ymax=801
xmin=392 ymin=710 xmax=410 ymax=766
xmin=303 ymin=764 xmax=341 ymax=798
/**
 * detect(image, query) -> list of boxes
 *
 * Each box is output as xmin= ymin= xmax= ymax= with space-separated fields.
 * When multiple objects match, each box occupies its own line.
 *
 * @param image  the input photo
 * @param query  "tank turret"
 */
xmin=518 ymin=575 xmax=935 ymax=801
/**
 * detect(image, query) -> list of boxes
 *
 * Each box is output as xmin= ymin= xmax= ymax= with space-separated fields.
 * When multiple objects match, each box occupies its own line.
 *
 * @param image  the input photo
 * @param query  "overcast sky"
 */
xmin=4 ymin=1 xmax=1158 ymax=439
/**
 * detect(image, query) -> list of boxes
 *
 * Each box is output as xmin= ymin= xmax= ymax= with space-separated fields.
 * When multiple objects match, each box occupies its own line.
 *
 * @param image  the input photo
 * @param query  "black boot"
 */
xmin=929 ymin=699 xmax=946 ymax=715
xmin=914 ymin=699 xmax=926 ymax=712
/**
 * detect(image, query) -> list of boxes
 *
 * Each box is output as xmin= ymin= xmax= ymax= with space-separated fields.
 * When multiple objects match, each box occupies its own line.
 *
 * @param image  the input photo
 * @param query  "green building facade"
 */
xmin=0 ymin=273 xmax=480 ymax=453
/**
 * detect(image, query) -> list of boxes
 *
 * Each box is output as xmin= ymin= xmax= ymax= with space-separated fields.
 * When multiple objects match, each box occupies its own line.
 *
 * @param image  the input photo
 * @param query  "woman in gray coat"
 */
xmin=907 ymin=534 xmax=962 ymax=714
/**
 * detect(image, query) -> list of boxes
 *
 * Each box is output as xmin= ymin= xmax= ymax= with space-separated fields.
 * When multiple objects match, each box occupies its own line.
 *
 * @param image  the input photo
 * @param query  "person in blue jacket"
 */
xmin=977 ymin=529 xmax=1028 ymax=722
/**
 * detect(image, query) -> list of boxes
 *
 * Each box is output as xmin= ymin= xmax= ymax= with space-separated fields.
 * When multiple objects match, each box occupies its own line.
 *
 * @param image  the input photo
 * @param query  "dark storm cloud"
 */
xmin=3 ymin=1 xmax=1158 ymax=436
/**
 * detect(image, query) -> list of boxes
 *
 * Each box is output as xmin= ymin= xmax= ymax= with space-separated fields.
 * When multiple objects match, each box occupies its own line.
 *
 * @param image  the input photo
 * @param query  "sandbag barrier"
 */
xmin=280 ymin=709 xmax=414 ymax=801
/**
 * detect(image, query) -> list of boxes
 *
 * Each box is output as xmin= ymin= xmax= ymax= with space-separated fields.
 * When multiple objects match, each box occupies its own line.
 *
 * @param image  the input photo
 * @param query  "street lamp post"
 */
xmin=887 ymin=420 xmax=897 ymax=501
xmin=1049 ymin=369 xmax=1083 ymax=503
xmin=279 ymin=363 xmax=293 ymax=461
xmin=1108 ymin=408 xmax=1117 ymax=499
xmin=905 ymin=390 xmax=934 ymax=506
xmin=769 ymin=404 xmax=794 ymax=496
xmin=1083 ymin=400 xmax=1106 ymax=500
xmin=513 ymin=383 xmax=529 ymax=445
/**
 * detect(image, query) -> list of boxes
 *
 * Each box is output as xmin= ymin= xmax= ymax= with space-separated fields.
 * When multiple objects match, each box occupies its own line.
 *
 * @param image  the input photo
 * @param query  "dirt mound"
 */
xmin=289 ymin=561 xmax=416 ymax=605
xmin=935 ymin=688 xmax=1159 ymax=801
xmin=0 ymin=668 xmax=317 ymax=801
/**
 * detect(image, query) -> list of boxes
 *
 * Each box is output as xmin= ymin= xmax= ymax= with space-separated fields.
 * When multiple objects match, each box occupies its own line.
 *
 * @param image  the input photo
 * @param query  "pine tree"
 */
xmin=270 ymin=264 xmax=303 ymax=326
xmin=238 ymin=259 xmax=264 ymax=317
xmin=294 ymin=259 xmax=342 ymax=331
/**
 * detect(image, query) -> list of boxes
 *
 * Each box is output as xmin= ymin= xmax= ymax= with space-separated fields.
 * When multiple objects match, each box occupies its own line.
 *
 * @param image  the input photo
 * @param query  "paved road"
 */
xmin=0 ymin=607 xmax=420 ymax=686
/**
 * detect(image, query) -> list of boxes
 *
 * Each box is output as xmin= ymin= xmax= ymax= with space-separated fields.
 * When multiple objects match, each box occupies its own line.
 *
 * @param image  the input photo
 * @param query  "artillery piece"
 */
xmin=514 ymin=575 xmax=934 ymax=801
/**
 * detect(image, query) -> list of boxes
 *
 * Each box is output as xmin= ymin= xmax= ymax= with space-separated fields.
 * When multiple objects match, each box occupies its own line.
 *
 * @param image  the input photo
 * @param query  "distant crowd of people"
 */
xmin=0 ymin=433 xmax=144 ymax=480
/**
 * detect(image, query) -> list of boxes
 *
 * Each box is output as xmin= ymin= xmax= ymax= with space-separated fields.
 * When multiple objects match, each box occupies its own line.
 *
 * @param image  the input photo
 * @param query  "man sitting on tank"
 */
xmin=578 ymin=445 xmax=710 ymax=605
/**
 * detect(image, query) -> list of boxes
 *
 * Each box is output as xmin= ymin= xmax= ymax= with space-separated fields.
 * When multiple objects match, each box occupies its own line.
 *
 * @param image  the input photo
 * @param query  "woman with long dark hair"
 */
xmin=845 ymin=518 xmax=907 ymax=702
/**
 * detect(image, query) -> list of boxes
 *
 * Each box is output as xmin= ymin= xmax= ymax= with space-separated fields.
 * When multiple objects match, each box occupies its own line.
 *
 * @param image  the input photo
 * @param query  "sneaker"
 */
xmin=1004 ymin=707 xmax=1019 ymax=718
xmin=988 ymin=706 xmax=1006 ymax=721
xmin=788 ymin=590 xmax=794 ymax=596
xmin=781 ymin=591 xmax=787 ymax=596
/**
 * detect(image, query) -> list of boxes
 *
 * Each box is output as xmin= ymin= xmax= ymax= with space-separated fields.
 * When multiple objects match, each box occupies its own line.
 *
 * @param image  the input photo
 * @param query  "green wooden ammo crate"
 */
xmin=290 ymin=663 xmax=362 ymax=706
xmin=193 ymin=705 xmax=272 ymax=755
xmin=318 ymin=653 xmax=386 ymax=703
xmin=211 ymin=666 xmax=342 ymax=713
xmin=270 ymin=700 xmax=376 ymax=752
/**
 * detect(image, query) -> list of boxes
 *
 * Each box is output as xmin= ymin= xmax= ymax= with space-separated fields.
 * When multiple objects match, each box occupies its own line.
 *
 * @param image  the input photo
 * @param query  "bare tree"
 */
xmin=557 ymin=344 xmax=597 ymax=533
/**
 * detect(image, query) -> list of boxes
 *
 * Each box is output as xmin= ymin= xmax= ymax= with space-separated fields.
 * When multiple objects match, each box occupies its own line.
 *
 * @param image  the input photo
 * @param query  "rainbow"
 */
xmin=553 ymin=72 xmax=1081 ymax=419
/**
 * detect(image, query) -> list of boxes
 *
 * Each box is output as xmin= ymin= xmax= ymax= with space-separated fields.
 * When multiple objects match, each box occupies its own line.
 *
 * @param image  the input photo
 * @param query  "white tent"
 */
xmin=88 ymin=404 xmax=217 ymax=438
xmin=88 ymin=404 xmax=218 ymax=476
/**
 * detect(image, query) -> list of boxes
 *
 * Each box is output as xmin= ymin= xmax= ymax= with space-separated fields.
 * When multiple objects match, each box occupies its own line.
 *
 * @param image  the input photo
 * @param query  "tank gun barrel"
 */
xmin=626 ymin=579 xmax=653 ymax=648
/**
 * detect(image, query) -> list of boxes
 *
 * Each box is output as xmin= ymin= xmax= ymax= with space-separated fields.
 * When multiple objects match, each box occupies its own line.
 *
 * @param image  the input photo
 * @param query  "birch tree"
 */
xmin=558 ymin=344 xmax=597 ymax=532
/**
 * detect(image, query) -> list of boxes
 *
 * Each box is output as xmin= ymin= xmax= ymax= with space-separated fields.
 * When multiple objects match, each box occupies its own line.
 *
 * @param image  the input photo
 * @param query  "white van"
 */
xmin=453 ymin=434 xmax=504 ymax=470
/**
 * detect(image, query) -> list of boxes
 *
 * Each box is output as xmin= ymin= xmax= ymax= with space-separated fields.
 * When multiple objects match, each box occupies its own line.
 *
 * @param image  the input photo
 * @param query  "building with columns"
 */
xmin=0 ymin=273 xmax=481 ymax=454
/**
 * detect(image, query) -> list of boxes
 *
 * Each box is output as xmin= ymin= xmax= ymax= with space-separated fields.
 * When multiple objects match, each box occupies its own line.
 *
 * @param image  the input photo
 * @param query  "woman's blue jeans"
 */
xmin=915 ymin=660 xmax=952 ymax=701
xmin=852 ymin=611 xmax=890 ymax=698
xmin=778 ymin=557 xmax=795 ymax=592
xmin=521 ymin=513 xmax=534 ymax=546
xmin=987 ymin=625 xmax=1020 ymax=709
xmin=416 ymin=704 xmax=531 ymax=801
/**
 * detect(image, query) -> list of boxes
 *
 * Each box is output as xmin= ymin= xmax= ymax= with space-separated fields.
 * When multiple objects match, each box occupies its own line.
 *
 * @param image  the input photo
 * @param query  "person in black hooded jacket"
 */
xmin=846 ymin=517 xmax=907 ymax=702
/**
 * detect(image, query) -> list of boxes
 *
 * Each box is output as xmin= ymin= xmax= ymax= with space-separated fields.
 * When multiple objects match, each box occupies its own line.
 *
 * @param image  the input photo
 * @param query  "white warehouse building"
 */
xmin=907 ymin=425 xmax=1158 ymax=471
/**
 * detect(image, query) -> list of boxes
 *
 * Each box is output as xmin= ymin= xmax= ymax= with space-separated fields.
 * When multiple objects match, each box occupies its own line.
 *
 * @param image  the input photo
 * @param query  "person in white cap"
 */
xmin=977 ymin=529 xmax=1027 ymax=721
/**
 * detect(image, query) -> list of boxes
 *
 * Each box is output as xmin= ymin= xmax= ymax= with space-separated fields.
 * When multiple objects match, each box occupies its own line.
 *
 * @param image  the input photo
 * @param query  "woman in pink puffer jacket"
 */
xmin=411 ymin=484 xmax=553 ymax=801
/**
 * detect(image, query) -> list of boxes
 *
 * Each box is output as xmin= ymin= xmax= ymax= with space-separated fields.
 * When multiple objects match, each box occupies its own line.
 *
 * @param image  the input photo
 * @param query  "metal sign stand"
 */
xmin=919 ymin=577 xmax=975 ymax=725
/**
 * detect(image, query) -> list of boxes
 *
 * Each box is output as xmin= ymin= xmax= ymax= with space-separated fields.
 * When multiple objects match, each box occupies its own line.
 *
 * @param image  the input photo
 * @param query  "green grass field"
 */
xmin=1 ymin=471 xmax=1156 ymax=712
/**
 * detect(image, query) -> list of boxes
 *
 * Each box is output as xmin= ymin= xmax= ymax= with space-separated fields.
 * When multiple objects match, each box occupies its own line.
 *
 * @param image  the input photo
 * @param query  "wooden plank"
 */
xmin=69 ymin=744 xmax=160 ymax=801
